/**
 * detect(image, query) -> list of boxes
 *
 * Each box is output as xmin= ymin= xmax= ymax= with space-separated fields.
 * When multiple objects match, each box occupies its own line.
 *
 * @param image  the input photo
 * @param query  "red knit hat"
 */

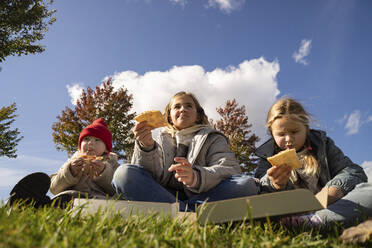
xmin=78 ymin=118 xmax=112 ymax=152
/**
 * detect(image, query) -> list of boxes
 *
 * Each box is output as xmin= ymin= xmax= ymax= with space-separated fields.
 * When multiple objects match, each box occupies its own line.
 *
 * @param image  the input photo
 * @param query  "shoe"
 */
xmin=281 ymin=213 xmax=323 ymax=228
xmin=8 ymin=172 xmax=52 ymax=208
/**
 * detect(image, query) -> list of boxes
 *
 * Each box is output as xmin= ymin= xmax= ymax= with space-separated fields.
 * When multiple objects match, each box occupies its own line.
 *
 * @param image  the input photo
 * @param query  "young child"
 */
xmin=9 ymin=118 xmax=119 ymax=207
xmin=112 ymin=91 xmax=259 ymax=211
xmin=254 ymin=98 xmax=372 ymax=228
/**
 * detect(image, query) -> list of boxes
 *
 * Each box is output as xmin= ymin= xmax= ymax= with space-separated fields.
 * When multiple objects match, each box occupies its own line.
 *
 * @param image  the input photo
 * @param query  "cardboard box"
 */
xmin=197 ymin=187 xmax=328 ymax=224
xmin=73 ymin=198 xmax=179 ymax=218
xmin=73 ymin=187 xmax=328 ymax=225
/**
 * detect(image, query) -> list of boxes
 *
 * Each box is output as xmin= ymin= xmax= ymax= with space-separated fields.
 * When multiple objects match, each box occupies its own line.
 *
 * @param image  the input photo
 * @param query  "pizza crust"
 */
xmin=267 ymin=148 xmax=301 ymax=169
xmin=134 ymin=110 xmax=167 ymax=128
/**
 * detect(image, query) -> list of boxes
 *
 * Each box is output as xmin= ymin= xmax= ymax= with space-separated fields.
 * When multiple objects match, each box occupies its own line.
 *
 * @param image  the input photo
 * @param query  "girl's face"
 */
xmin=170 ymin=95 xmax=198 ymax=130
xmin=80 ymin=136 xmax=107 ymax=156
xmin=271 ymin=117 xmax=307 ymax=152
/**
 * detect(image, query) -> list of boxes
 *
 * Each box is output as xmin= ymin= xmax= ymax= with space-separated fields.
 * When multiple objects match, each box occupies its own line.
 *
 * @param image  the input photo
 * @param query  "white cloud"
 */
xmin=361 ymin=161 xmax=372 ymax=168
xmin=361 ymin=161 xmax=372 ymax=182
xmin=345 ymin=110 xmax=361 ymax=135
xmin=66 ymin=83 xmax=84 ymax=105
xmin=105 ymin=57 xmax=280 ymax=141
xmin=336 ymin=114 xmax=348 ymax=125
xmin=169 ymin=0 xmax=187 ymax=6
xmin=292 ymin=39 xmax=312 ymax=65
xmin=207 ymin=0 xmax=246 ymax=13
xmin=0 ymin=168 xmax=28 ymax=187
xmin=366 ymin=115 xmax=372 ymax=123
xmin=339 ymin=111 xmax=372 ymax=135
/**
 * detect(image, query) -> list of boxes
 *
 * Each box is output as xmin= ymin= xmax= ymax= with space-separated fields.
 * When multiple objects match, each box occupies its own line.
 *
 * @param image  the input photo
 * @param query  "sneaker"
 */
xmin=281 ymin=213 xmax=323 ymax=228
xmin=8 ymin=172 xmax=51 ymax=208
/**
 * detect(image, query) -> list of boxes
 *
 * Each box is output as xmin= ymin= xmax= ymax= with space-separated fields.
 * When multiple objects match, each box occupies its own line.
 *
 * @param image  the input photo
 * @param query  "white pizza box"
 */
xmin=73 ymin=187 xmax=328 ymax=224
xmin=196 ymin=187 xmax=328 ymax=225
xmin=73 ymin=198 xmax=180 ymax=218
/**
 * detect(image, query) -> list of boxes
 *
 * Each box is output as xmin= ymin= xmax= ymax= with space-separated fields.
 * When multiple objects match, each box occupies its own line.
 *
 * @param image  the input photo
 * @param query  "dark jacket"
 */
xmin=254 ymin=129 xmax=367 ymax=194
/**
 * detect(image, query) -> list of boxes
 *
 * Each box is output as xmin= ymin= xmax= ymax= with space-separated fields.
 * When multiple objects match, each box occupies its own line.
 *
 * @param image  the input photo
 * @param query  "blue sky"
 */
xmin=1 ymin=0 xmax=371 ymax=202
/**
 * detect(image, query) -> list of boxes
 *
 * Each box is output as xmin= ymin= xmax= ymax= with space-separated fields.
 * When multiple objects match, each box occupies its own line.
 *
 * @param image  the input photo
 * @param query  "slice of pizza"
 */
xmin=134 ymin=110 xmax=167 ymax=129
xmin=79 ymin=154 xmax=103 ymax=163
xmin=267 ymin=148 xmax=301 ymax=169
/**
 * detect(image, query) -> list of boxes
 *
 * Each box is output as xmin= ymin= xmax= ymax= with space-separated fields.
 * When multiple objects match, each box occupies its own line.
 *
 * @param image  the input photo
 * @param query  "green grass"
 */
xmin=0 ymin=201 xmax=370 ymax=248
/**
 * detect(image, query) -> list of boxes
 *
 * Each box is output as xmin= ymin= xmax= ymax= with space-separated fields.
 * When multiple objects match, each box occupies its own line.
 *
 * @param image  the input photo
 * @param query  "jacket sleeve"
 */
xmin=50 ymin=158 xmax=80 ymax=195
xmin=189 ymin=134 xmax=242 ymax=194
xmin=92 ymin=153 xmax=120 ymax=196
xmin=256 ymin=158 xmax=278 ymax=193
xmin=324 ymin=137 xmax=367 ymax=194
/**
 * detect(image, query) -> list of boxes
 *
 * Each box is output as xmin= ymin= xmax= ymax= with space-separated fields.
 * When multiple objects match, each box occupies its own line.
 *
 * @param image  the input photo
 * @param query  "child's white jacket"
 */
xmin=50 ymin=151 xmax=120 ymax=199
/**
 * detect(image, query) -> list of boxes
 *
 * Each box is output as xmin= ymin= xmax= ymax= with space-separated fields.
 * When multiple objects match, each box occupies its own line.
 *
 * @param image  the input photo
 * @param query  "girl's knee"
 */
xmin=112 ymin=164 xmax=144 ymax=185
xmin=227 ymin=175 xmax=260 ymax=196
xmin=240 ymin=176 xmax=260 ymax=195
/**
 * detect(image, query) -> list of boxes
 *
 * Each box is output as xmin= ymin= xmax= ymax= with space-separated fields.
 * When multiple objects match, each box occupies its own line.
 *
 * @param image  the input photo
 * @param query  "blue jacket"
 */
xmin=254 ymin=129 xmax=367 ymax=194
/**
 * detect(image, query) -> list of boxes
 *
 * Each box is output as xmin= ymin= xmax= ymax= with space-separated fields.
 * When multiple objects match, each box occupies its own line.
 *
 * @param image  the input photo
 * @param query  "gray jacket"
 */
xmin=255 ymin=129 xmax=367 ymax=194
xmin=131 ymin=127 xmax=241 ymax=195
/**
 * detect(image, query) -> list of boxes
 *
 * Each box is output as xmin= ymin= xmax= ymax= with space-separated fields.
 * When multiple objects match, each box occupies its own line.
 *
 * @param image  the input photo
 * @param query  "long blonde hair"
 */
xmin=164 ymin=91 xmax=209 ymax=131
xmin=266 ymin=98 xmax=319 ymax=180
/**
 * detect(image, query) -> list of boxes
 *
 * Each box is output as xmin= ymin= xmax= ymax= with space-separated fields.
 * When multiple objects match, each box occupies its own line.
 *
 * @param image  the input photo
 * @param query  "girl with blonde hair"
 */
xmin=255 ymin=98 xmax=372 ymax=228
xmin=113 ymin=91 xmax=259 ymax=211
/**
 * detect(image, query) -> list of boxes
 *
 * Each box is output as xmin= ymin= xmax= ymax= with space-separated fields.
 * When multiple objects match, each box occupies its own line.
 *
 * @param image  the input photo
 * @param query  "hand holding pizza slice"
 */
xmin=266 ymin=149 xmax=301 ymax=190
xmin=79 ymin=155 xmax=104 ymax=178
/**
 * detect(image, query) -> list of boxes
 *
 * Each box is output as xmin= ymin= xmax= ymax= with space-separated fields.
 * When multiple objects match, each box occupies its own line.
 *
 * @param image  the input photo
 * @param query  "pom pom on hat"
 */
xmin=78 ymin=118 xmax=112 ymax=152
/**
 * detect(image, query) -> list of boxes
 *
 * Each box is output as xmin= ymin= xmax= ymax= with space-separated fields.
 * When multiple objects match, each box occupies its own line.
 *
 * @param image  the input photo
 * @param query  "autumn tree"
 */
xmin=0 ymin=0 xmax=56 ymax=63
xmin=213 ymin=99 xmax=259 ymax=172
xmin=52 ymin=78 xmax=136 ymax=161
xmin=0 ymin=103 xmax=23 ymax=158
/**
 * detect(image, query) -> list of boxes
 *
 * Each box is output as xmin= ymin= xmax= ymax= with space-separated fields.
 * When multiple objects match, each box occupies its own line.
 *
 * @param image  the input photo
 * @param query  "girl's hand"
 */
xmin=133 ymin=121 xmax=155 ymax=147
xmin=89 ymin=160 xmax=106 ymax=178
xmin=168 ymin=157 xmax=194 ymax=186
xmin=69 ymin=158 xmax=85 ymax=177
xmin=267 ymin=165 xmax=291 ymax=190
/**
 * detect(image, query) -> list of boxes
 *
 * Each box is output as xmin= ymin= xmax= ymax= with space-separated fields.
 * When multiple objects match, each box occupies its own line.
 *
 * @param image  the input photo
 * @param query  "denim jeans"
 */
xmin=112 ymin=164 xmax=260 ymax=211
xmin=316 ymin=182 xmax=372 ymax=227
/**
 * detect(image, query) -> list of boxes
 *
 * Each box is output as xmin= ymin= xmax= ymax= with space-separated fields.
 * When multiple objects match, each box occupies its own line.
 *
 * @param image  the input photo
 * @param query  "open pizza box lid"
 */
xmin=73 ymin=187 xmax=328 ymax=224
xmin=196 ymin=186 xmax=328 ymax=224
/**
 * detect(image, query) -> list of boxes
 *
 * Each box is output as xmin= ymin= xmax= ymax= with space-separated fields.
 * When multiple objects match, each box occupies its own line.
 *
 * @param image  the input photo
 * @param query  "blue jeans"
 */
xmin=316 ymin=182 xmax=372 ymax=227
xmin=112 ymin=164 xmax=260 ymax=211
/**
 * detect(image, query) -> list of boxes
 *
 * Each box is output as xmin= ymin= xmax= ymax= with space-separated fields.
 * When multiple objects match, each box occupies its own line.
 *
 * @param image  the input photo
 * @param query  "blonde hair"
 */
xmin=266 ymin=98 xmax=319 ymax=180
xmin=164 ymin=91 xmax=209 ymax=130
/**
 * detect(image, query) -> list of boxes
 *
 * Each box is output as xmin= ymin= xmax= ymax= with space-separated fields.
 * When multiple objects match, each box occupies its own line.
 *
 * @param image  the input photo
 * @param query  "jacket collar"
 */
xmin=254 ymin=138 xmax=276 ymax=159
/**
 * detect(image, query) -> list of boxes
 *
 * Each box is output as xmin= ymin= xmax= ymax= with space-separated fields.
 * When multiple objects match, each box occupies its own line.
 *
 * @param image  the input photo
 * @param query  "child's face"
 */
xmin=80 ymin=136 xmax=107 ymax=156
xmin=170 ymin=95 xmax=198 ymax=130
xmin=271 ymin=117 xmax=307 ymax=152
